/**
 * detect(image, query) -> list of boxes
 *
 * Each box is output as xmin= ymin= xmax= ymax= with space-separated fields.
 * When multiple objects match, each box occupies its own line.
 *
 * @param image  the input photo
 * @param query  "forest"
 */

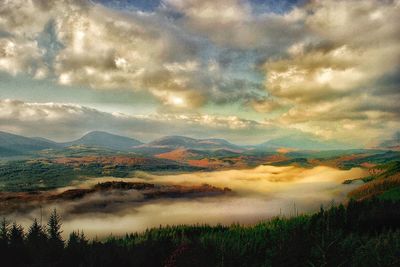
xmin=0 ymin=198 xmax=399 ymax=267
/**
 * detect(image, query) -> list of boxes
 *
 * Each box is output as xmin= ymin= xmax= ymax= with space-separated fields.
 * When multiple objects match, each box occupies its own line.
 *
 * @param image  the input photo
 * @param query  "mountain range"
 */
xmin=0 ymin=130 xmax=355 ymax=157
xmin=257 ymin=135 xmax=348 ymax=151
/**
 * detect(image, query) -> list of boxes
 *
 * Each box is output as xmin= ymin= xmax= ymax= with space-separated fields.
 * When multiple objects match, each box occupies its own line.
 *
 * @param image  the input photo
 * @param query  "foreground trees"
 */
xmin=0 ymin=199 xmax=399 ymax=267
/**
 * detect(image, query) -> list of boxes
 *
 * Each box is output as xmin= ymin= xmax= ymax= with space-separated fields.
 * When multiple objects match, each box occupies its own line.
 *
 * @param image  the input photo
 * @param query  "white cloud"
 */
xmin=260 ymin=0 xmax=400 ymax=144
xmin=0 ymin=0 xmax=209 ymax=108
xmin=0 ymin=0 xmax=398 ymax=145
xmin=0 ymin=37 xmax=47 ymax=76
xmin=0 ymin=99 xmax=280 ymax=144
xmin=165 ymin=0 xmax=307 ymax=50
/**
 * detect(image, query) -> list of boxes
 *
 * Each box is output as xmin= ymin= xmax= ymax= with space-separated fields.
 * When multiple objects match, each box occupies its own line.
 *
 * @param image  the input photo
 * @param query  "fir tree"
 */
xmin=9 ymin=223 xmax=24 ymax=248
xmin=26 ymin=218 xmax=47 ymax=247
xmin=47 ymin=209 xmax=64 ymax=248
xmin=0 ymin=217 xmax=9 ymax=246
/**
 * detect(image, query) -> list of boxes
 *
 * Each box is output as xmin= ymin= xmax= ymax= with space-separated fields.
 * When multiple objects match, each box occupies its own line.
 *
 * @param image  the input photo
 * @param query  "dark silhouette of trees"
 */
xmin=65 ymin=230 xmax=88 ymax=266
xmin=9 ymin=223 xmax=24 ymax=247
xmin=26 ymin=218 xmax=47 ymax=247
xmin=46 ymin=209 xmax=64 ymax=265
xmin=47 ymin=209 xmax=63 ymax=247
xmin=0 ymin=217 xmax=9 ymax=248
xmin=0 ymin=199 xmax=399 ymax=266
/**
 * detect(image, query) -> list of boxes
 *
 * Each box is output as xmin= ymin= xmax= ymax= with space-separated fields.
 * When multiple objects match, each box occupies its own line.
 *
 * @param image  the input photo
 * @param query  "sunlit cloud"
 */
xmin=260 ymin=0 xmax=400 ymax=144
xmin=0 ymin=99 xmax=282 ymax=144
xmin=0 ymin=0 xmax=398 ymax=145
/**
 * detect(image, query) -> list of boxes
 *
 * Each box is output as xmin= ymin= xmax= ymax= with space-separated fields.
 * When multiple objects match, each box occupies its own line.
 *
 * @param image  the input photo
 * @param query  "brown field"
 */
xmin=309 ymin=154 xmax=370 ymax=168
xmin=53 ymin=156 xmax=149 ymax=166
xmin=155 ymin=148 xmax=197 ymax=161
xmin=187 ymin=158 xmax=229 ymax=168
xmin=264 ymin=154 xmax=288 ymax=163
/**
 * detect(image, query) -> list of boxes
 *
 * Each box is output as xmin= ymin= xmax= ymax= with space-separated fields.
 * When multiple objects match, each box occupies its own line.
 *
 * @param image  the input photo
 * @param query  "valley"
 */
xmin=0 ymin=131 xmax=399 ymax=239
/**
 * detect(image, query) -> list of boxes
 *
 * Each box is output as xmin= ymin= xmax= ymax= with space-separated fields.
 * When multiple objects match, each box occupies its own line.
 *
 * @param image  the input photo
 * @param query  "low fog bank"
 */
xmin=5 ymin=165 xmax=367 ymax=238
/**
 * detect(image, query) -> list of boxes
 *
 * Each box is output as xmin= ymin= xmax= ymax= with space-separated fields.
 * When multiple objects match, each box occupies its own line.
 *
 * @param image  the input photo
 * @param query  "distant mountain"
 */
xmin=63 ymin=131 xmax=143 ymax=151
xmin=32 ymin=136 xmax=61 ymax=145
xmin=379 ymin=132 xmax=400 ymax=150
xmin=0 ymin=131 xmax=60 ymax=156
xmin=257 ymin=135 xmax=349 ymax=151
xmin=132 ymin=136 xmax=243 ymax=155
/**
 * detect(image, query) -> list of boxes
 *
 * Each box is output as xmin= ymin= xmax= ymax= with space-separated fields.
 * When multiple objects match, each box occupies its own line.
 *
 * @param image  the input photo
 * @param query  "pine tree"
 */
xmin=8 ymin=222 xmax=27 ymax=265
xmin=9 ymin=222 xmax=24 ymax=248
xmin=47 ymin=209 xmax=64 ymax=247
xmin=0 ymin=217 xmax=9 ymax=246
xmin=67 ymin=231 xmax=79 ymax=248
xmin=66 ymin=230 xmax=88 ymax=266
xmin=25 ymin=218 xmax=48 ymax=266
xmin=27 ymin=218 xmax=47 ymax=247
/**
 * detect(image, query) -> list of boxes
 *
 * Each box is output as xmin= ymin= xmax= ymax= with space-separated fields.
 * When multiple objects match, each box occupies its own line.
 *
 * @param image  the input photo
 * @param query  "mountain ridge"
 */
xmin=0 ymin=130 xmax=359 ymax=157
xmin=62 ymin=131 xmax=143 ymax=151
xmin=0 ymin=131 xmax=60 ymax=156
xmin=132 ymin=135 xmax=243 ymax=155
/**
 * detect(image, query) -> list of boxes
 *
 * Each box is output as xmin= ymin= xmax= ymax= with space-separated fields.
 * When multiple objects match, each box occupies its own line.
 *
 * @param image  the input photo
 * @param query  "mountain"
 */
xmin=63 ymin=131 xmax=143 ymax=151
xmin=257 ymin=135 xmax=349 ymax=151
xmin=0 ymin=131 xmax=60 ymax=156
xmin=132 ymin=136 xmax=243 ymax=155
xmin=379 ymin=132 xmax=400 ymax=150
xmin=32 ymin=137 xmax=59 ymax=144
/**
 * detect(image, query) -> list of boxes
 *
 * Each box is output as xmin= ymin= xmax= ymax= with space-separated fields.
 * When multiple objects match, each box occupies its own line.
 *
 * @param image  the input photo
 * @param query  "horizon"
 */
xmin=0 ymin=128 xmax=365 ymax=149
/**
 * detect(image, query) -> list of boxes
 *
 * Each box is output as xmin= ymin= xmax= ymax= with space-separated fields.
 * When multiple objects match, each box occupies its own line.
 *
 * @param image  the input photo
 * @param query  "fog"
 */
xmin=7 ymin=165 xmax=367 ymax=238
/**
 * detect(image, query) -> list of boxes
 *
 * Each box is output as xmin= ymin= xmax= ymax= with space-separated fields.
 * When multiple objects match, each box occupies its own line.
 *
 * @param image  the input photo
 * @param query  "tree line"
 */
xmin=0 ymin=199 xmax=399 ymax=266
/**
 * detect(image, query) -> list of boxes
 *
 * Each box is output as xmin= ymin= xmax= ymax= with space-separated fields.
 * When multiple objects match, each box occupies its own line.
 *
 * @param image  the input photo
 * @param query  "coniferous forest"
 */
xmin=0 ymin=199 xmax=399 ymax=267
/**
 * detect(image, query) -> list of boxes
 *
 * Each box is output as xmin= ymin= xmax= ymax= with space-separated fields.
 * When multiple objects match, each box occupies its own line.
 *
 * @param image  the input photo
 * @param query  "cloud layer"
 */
xmin=0 ymin=0 xmax=399 ymax=145
xmin=261 ymin=0 xmax=400 ymax=143
xmin=6 ymin=165 xmax=367 ymax=238
xmin=0 ymin=99 xmax=279 ymax=144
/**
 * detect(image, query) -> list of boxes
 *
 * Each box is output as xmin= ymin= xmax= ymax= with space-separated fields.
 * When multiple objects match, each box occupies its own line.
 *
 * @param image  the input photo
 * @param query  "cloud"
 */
xmin=164 ymin=0 xmax=307 ymax=50
xmin=5 ymin=165 xmax=367 ymax=238
xmin=0 ymin=99 xmax=281 ymax=144
xmin=251 ymin=98 xmax=288 ymax=113
xmin=0 ymin=0 xmax=398 ymax=145
xmin=0 ymin=37 xmax=47 ymax=77
xmin=260 ymin=0 xmax=400 ymax=144
xmin=52 ymin=3 xmax=208 ymax=108
xmin=0 ymin=0 xmax=211 ymax=108
xmin=0 ymin=0 xmax=284 ymax=110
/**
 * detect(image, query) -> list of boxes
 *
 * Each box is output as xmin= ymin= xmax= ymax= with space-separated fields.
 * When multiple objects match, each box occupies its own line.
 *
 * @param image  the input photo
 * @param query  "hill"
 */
xmin=379 ymin=132 xmax=400 ymax=150
xmin=0 ymin=131 xmax=60 ymax=156
xmin=257 ymin=135 xmax=349 ymax=151
xmin=132 ymin=136 xmax=243 ymax=155
xmin=63 ymin=131 xmax=143 ymax=151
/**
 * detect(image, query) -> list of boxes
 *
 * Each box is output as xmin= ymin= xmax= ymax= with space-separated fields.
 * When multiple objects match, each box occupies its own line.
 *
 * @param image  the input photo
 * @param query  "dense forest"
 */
xmin=0 ymin=199 xmax=399 ymax=267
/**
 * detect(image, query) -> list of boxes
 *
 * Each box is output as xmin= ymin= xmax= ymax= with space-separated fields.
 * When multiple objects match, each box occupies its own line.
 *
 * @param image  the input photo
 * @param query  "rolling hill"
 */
xmin=0 ymin=130 xmax=369 ymax=159
xmin=0 ymin=131 xmax=60 ymax=156
xmin=63 ymin=131 xmax=143 ymax=151
xmin=132 ymin=136 xmax=243 ymax=155
xmin=256 ymin=135 xmax=349 ymax=151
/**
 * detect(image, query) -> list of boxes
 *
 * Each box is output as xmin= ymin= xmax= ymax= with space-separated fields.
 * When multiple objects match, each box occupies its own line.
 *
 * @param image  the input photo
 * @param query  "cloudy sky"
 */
xmin=0 ymin=0 xmax=399 ymax=145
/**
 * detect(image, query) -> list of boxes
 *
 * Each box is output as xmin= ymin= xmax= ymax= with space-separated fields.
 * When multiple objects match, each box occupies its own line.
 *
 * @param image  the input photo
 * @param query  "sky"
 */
xmin=0 ymin=0 xmax=399 ymax=145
